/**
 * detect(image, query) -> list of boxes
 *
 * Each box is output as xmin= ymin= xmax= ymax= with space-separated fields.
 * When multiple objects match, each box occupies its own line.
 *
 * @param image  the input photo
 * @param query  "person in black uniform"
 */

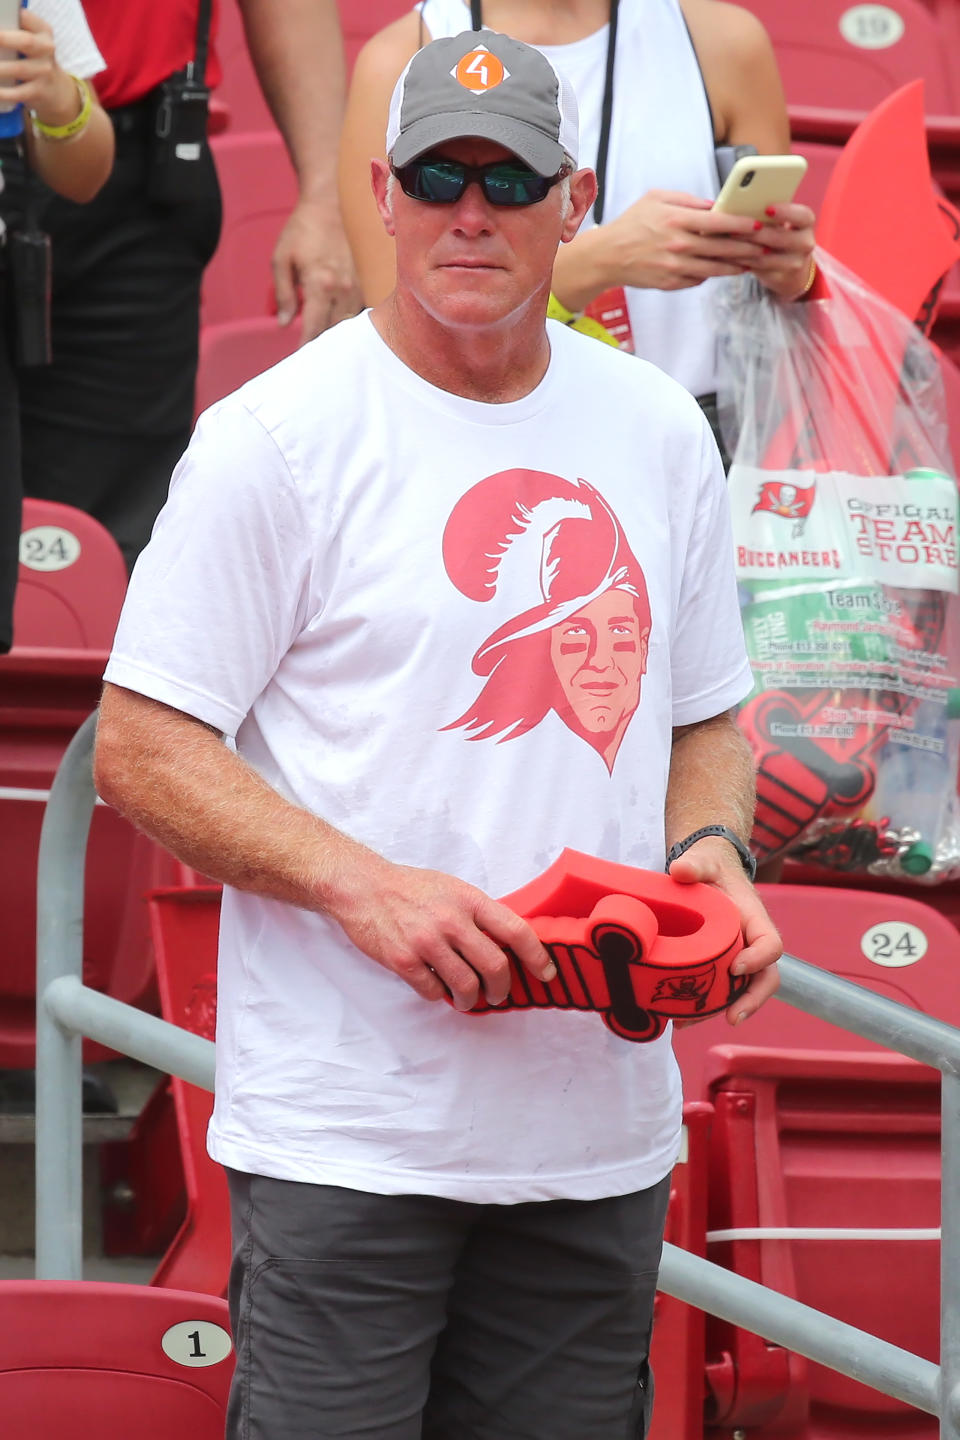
xmin=0 ymin=0 xmax=113 ymax=654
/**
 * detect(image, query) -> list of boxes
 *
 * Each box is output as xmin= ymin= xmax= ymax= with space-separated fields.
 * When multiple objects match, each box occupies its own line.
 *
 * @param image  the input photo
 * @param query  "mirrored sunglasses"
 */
xmin=391 ymin=157 xmax=566 ymax=207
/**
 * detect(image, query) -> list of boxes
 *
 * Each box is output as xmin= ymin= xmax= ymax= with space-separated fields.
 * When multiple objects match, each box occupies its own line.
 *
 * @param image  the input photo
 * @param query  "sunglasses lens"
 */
xmin=394 ymin=159 xmax=559 ymax=206
xmin=482 ymin=164 xmax=550 ymax=206
xmin=401 ymin=161 xmax=467 ymax=203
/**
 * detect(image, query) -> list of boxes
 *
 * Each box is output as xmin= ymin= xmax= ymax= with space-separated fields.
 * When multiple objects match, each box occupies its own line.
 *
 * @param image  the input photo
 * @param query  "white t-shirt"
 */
xmin=419 ymin=0 xmax=722 ymax=395
xmin=33 ymin=0 xmax=105 ymax=77
xmin=105 ymin=314 xmax=752 ymax=1203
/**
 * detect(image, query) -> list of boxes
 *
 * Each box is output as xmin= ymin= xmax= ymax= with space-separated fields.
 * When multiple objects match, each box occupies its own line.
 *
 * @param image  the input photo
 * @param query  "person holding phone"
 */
xmin=0 ymin=0 xmax=113 ymax=655
xmin=339 ymin=0 xmax=816 ymax=451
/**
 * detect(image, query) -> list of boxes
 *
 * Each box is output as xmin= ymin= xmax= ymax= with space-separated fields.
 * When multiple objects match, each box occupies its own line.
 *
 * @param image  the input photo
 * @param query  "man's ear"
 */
xmin=371 ymin=157 xmax=396 ymax=237
xmin=561 ymin=167 xmax=599 ymax=243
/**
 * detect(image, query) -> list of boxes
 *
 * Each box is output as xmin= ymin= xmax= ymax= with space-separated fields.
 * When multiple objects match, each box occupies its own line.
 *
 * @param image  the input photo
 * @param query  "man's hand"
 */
xmin=667 ymin=836 xmax=781 ymax=1025
xmin=272 ymin=198 xmax=362 ymax=341
xmin=328 ymin=857 xmax=556 ymax=1011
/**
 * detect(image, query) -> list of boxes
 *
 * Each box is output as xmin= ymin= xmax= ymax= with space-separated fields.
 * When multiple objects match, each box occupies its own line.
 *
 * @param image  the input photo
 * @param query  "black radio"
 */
xmin=8 ymin=225 xmax=52 ymax=368
xmin=147 ymin=66 xmax=211 ymax=205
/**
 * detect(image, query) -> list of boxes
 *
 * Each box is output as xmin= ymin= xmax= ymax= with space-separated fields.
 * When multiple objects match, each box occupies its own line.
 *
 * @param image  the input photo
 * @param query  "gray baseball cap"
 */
xmin=386 ymin=30 xmax=579 ymax=176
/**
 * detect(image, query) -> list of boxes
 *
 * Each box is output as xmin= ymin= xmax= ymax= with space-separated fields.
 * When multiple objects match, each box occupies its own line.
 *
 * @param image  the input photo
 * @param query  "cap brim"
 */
xmin=390 ymin=112 xmax=565 ymax=176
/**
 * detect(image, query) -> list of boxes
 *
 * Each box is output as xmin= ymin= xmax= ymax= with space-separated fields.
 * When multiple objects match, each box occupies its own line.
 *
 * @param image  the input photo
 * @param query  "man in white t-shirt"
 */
xmin=95 ymin=29 xmax=781 ymax=1440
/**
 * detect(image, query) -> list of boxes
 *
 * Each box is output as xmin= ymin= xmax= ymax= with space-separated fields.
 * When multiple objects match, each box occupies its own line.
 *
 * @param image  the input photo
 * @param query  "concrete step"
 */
xmin=0 ymin=1058 xmax=165 ymax=1268
xmin=0 ymin=1252 xmax=157 ymax=1283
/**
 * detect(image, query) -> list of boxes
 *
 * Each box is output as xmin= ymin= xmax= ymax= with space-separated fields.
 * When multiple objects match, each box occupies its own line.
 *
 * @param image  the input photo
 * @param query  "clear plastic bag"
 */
xmin=716 ymin=250 xmax=960 ymax=881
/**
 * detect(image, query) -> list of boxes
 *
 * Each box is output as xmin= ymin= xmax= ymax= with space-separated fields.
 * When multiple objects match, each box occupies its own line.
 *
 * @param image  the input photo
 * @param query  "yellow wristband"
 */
xmin=547 ymin=291 xmax=578 ymax=325
xmin=32 ymin=74 xmax=93 ymax=141
xmin=546 ymin=290 xmax=622 ymax=348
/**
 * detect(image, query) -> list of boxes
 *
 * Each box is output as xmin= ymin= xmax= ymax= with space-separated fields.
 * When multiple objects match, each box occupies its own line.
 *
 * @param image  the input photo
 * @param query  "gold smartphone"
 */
xmin=712 ymin=154 xmax=808 ymax=219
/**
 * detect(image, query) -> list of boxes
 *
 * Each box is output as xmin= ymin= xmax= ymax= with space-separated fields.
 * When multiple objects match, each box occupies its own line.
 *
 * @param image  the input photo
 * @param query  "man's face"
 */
xmin=372 ymin=139 xmax=592 ymax=332
xmin=549 ymin=589 xmax=649 ymax=746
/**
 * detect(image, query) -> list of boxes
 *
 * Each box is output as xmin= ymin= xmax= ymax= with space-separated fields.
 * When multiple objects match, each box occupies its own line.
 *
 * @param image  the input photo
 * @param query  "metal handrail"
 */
xmin=34 ymin=711 xmax=960 ymax=1436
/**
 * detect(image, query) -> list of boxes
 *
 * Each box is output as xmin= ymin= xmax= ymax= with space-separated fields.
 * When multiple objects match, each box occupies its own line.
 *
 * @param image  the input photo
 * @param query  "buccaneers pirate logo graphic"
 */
xmin=752 ymin=478 xmax=817 ymax=538
xmin=441 ymin=470 xmax=652 ymax=773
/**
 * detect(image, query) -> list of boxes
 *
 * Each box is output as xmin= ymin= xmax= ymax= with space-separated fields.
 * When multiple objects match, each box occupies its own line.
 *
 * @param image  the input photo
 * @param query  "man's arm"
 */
xmin=94 ymin=683 xmax=554 ymax=1009
xmin=337 ymin=13 xmax=423 ymax=307
xmin=237 ymin=0 xmax=360 ymax=338
xmin=665 ymin=709 xmax=781 ymax=1024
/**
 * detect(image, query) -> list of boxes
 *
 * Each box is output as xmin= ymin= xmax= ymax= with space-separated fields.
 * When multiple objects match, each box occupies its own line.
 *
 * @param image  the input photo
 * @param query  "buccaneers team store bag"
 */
xmin=717 ymin=250 xmax=960 ymax=881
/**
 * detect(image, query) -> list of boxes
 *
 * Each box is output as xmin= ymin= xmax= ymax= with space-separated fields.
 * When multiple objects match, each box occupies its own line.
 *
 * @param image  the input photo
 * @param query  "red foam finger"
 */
xmin=443 ymin=850 xmax=746 ymax=1043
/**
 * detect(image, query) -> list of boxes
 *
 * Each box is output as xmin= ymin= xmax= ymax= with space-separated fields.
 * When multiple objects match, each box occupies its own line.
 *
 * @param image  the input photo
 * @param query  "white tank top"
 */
xmin=417 ymin=0 xmax=722 ymax=395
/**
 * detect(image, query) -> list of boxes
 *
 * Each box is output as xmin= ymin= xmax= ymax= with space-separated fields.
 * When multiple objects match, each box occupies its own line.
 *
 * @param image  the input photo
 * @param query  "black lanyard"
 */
xmin=191 ymin=0 xmax=214 ymax=84
xmin=468 ymin=0 xmax=619 ymax=224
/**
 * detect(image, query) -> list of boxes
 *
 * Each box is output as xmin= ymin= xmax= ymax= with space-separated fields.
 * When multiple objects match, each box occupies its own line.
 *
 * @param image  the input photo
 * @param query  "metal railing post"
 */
xmin=657 ymin=1242 xmax=940 ymax=1416
xmin=943 ymin=1069 xmax=960 ymax=1439
xmin=34 ymin=711 xmax=99 ymax=1279
xmin=43 ymin=978 xmax=215 ymax=1091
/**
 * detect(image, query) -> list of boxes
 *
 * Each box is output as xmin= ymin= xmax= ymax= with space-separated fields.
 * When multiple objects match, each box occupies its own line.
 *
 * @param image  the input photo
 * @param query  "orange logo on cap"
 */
xmin=453 ymin=46 xmax=508 ymax=93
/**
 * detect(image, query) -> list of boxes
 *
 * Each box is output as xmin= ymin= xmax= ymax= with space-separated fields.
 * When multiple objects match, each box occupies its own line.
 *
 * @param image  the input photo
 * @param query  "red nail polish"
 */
xmin=765 ymin=206 xmax=776 ymax=217
xmin=753 ymin=220 xmax=763 ymax=231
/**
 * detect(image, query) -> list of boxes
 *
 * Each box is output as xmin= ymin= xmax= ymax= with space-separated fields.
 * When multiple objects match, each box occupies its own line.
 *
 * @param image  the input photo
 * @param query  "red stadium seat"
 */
xmin=704 ymin=1047 xmax=937 ymax=1437
xmin=674 ymin=885 xmax=951 ymax=1437
xmin=937 ymin=341 xmax=960 ymax=478
xmin=792 ymin=138 xmax=844 ymax=215
xmin=11 ymin=497 xmax=127 ymax=653
xmin=0 ymin=501 xmax=189 ymax=1069
xmin=740 ymin=0 xmax=960 ymax=121
xmin=195 ymin=316 xmax=302 ymax=416
xmin=738 ymin=4 xmax=960 ymax=220
xmin=0 ymin=1281 xmax=233 ymax=1440
xmin=675 ymin=883 xmax=960 ymax=1097
xmin=148 ymin=888 xmax=229 ymax=1295
xmin=102 ymin=888 xmax=228 ymax=1291
xmin=203 ymin=133 xmax=299 ymax=327
xmin=929 ymin=112 xmax=960 ymax=209
xmin=648 ymin=1101 xmax=712 ymax=1440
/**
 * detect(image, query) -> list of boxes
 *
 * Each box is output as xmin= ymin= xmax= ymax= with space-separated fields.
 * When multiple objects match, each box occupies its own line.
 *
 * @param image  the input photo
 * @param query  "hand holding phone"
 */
xmin=712 ymin=153 xmax=817 ymax=300
xmin=0 ymin=6 xmax=91 ymax=137
xmin=0 ymin=0 xmax=22 ymax=38
xmin=712 ymin=154 xmax=808 ymax=220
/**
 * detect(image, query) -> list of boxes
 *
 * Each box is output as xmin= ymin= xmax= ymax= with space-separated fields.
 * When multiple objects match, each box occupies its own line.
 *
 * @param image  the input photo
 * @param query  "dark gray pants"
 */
xmin=225 ymin=1169 xmax=670 ymax=1440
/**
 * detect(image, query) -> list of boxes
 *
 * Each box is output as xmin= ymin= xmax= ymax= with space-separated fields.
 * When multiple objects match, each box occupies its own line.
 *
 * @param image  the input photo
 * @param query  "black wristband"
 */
xmin=665 ymin=825 xmax=757 ymax=882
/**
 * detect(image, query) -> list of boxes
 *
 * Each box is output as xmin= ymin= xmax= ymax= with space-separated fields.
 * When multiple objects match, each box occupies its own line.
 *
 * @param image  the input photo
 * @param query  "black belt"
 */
xmin=107 ymin=92 xmax=158 ymax=136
